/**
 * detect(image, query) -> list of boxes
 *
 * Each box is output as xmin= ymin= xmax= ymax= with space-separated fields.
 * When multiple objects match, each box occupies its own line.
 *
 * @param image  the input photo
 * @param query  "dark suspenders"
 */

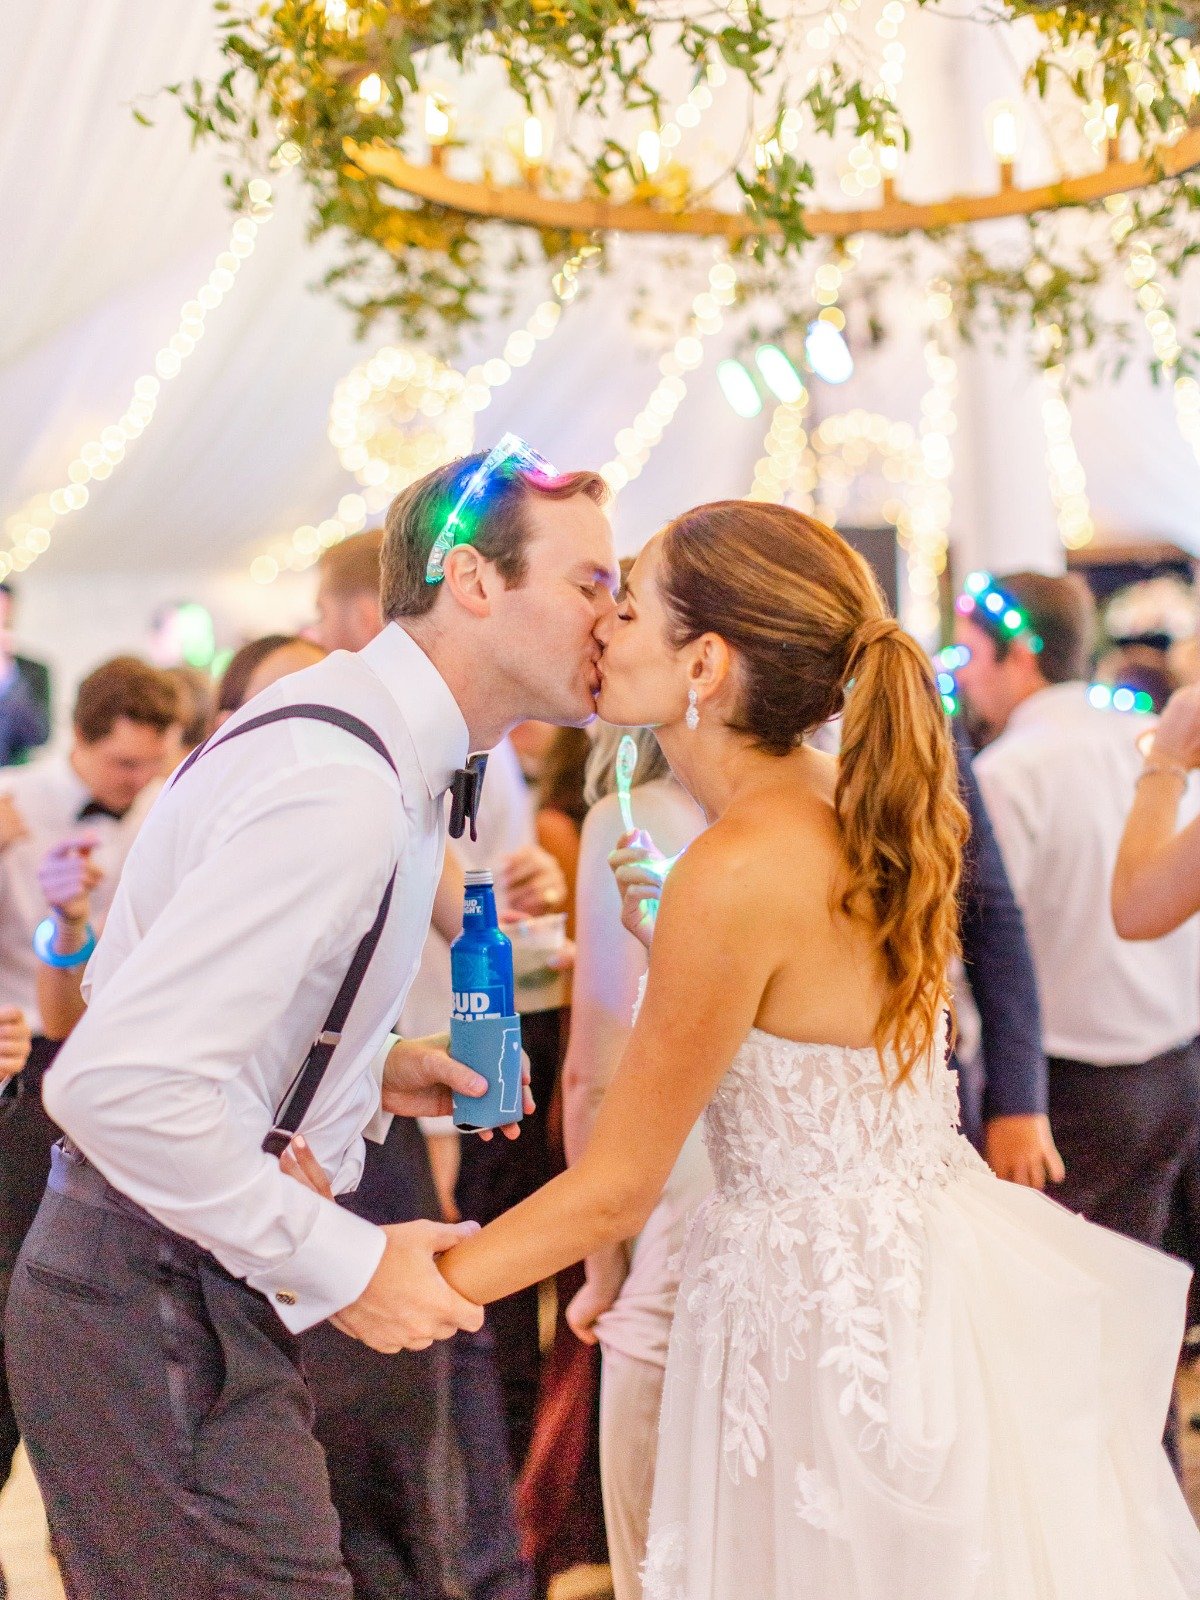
xmin=172 ymin=704 xmax=399 ymax=1156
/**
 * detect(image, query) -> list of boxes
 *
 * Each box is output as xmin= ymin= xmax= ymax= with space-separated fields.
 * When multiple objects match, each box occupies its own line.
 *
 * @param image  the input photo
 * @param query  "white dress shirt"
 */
xmin=973 ymin=681 xmax=1200 ymax=1064
xmin=45 ymin=624 xmax=468 ymax=1332
xmin=0 ymin=755 xmax=157 ymax=1032
xmin=398 ymin=735 xmax=535 ymax=1038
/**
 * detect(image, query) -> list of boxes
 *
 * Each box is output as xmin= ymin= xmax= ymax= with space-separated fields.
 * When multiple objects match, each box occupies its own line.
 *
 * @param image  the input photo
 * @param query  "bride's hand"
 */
xmin=609 ymin=829 xmax=666 ymax=949
xmin=279 ymin=1133 xmax=336 ymax=1200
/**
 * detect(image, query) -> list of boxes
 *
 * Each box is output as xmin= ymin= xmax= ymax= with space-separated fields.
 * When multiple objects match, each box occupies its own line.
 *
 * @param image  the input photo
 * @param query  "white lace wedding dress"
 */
xmin=641 ymin=1011 xmax=1200 ymax=1599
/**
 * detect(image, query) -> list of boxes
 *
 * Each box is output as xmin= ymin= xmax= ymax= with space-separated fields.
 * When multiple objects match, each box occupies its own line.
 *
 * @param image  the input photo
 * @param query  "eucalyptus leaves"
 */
xmin=169 ymin=1 xmax=1200 ymax=374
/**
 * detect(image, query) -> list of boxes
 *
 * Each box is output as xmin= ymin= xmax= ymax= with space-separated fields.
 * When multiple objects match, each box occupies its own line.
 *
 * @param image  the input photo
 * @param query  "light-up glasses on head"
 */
xmin=954 ymin=570 xmax=1044 ymax=655
xmin=424 ymin=432 xmax=558 ymax=584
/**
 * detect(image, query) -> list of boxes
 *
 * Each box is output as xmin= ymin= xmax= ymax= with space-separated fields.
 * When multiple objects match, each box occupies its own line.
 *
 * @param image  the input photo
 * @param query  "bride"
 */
xmin=439 ymin=499 xmax=1200 ymax=1597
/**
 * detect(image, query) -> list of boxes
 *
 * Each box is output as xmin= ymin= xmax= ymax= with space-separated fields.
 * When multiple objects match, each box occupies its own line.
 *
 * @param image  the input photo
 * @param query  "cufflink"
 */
xmin=275 ymin=1289 xmax=298 ymax=1307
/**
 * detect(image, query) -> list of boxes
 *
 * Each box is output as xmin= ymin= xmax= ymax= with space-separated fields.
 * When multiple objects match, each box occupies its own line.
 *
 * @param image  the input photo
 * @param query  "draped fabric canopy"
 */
xmin=3 ymin=0 xmax=1200 ymax=606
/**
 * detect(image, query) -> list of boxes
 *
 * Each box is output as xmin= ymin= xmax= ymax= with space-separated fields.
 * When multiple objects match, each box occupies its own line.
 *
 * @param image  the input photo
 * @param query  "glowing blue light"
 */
xmin=754 ymin=344 xmax=806 ymax=404
xmin=984 ymin=592 xmax=1005 ymax=614
xmin=1112 ymin=687 xmax=1136 ymax=712
xmin=964 ymin=572 xmax=991 ymax=596
xmin=1088 ymin=685 xmax=1112 ymax=709
xmin=804 ymin=319 xmax=854 ymax=384
xmin=937 ymin=672 xmax=955 ymax=693
xmin=716 ymin=358 xmax=763 ymax=418
xmin=936 ymin=645 xmax=970 ymax=671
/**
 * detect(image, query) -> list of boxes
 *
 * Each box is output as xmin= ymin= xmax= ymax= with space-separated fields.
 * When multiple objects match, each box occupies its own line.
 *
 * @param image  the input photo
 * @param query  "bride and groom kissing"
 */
xmin=10 ymin=438 xmax=1200 ymax=1598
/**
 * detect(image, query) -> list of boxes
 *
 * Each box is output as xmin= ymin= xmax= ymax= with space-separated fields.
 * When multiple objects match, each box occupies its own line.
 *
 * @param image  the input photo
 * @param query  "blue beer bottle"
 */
xmin=450 ymin=869 xmax=523 ymax=1131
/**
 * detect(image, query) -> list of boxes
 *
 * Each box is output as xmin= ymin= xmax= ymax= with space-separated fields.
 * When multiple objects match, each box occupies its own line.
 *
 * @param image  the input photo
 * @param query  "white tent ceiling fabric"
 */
xmin=2 ymin=0 xmax=1200 ymax=611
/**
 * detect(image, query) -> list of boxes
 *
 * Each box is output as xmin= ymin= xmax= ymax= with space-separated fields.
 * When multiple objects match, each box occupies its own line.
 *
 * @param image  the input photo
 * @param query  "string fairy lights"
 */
xmin=1 ymin=181 xmax=277 ymax=581
xmin=1036 ymin=322 xmax=1095 ymax=550
xmin=250 ymin=62 xmax=736 ymax=581
xmin=250 ymin=244 xmax=602 ymax=585
xmin=1105 ymin=193 xmax=1200 ymax=470
xmin=599 ymin=257 xmax=738 ymax=495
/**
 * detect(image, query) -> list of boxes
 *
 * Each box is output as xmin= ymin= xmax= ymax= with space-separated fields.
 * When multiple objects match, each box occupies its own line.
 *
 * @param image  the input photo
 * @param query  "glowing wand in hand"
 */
xmin=615 ymin=735 xmax=638 ymax=836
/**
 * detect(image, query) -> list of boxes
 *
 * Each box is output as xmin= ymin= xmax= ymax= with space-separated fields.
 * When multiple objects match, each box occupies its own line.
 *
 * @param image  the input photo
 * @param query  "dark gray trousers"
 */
xmin=7 ymin=1146 xmax=352 ymax=1599
xmin=1044 ymin=1036 xmax=1200 ymax=1475
xmin=1044 ymin=1038 xmax=1200 ymax=1248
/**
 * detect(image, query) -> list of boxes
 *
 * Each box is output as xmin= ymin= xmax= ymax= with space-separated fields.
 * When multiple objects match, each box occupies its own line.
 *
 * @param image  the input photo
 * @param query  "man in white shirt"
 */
xmin=6 ymin=447 xmax=619 ymax=1600
xmin=308 ymin=528 xmax=552 ymax=1600
xmin=956 ymin=571 xmax=1200 ymax=1269
xmin=0 ymin=656 xmax=177 ymax=1500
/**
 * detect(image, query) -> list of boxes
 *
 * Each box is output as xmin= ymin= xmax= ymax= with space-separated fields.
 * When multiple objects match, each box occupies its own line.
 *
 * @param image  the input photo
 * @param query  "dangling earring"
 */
xmin=686 ymin=687 xmax=700 ymax=731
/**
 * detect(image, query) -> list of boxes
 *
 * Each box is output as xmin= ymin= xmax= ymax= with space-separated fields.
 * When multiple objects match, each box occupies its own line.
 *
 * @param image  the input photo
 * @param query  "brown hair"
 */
xmin=163 ymin=665 xmax=216 ymax=751
xmin=73 ymin=657 xmax=179 ymax=744
xmin=989 ymin=570 xmax=1095 ymax=684
xmin=380 ymin=452 xmax=608 ymax=622
xmin=318 ymin=529 xmax=384 ymax=600
xmin=216 ymin=635 xmax=309 ymax=716
xmin=659 ymin=501 xmax=969 ymax=1084
xmin=536 ymin=728 xmax=592 ymax=827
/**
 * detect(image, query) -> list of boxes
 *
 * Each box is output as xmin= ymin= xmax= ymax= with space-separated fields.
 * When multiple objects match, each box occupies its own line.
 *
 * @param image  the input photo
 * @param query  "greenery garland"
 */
xmin=160 ymin=2 xmax=1200 ymax=372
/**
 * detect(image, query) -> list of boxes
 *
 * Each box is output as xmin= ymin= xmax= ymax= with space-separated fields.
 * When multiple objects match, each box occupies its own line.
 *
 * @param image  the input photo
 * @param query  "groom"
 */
xmin=6 ymin=442 xmax=618 ymax=1600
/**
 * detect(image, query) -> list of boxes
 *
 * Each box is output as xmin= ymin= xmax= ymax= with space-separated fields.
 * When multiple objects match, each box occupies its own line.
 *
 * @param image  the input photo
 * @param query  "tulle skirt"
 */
xmin=642 ymin=1170 xmax=1200 ymax=1599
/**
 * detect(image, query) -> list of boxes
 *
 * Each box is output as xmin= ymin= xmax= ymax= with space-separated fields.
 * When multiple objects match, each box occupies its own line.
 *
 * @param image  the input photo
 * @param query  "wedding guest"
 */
xmin=1113 ymin=679 xmax=1200 ymax=937
xmin=533 ymin=727 xmax=592 ymax=932
xmin=0 ymin=582 xmax=50 ymax=767
xmin=0 ymin=656 xmax=176 ymax=1498
xmin=214 ymin=633 xmax=325 ymax=726
xmin=956 ymin=570 xmax=1200 ymax=1449
xmin=560 ymin=725 xmax=708 ymax=1600
xmin=161 ymin=663 xmax=216 ymax=770
xmin=952 ymin=721 xmax=1058 ymax=1182
xmin=313 ymin=529 xmax=387 ymax=654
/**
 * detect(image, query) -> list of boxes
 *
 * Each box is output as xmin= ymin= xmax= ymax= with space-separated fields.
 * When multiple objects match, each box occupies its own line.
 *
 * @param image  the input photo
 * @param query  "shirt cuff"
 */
xmin=246 ymin=1197 xmax=386 ymax=1334
xmin=362 ymin=1033 xmax=398 ymax=1146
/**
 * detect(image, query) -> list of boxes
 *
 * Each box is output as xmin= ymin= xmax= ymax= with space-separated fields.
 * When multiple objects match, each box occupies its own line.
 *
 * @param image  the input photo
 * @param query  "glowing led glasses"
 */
xmin=954 ymin=571 xmax=1044 ymax=655
xmin=425 ymin=432 xmax=558 ymax=584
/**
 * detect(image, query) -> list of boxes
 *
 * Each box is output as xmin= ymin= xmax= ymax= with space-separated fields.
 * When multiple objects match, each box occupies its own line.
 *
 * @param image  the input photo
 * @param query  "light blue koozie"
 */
xmin=450 ymin=869 xmax=524 ymax=1131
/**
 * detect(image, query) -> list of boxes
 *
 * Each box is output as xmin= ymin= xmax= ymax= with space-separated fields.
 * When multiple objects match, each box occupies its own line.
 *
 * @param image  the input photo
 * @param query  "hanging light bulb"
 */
xmin=717 ymin=359 xmax=763 ymax=418
xmin=523 ymin=116 xmax=544 ymax=164
xmin=637 ymin=129 xmax=662 ymax=176
xmin=754 ymin=344 xmax=806 ymax=404
xmin=986 ymin=100 xmax=1021 ymax=185
xmin=357 ymin=73 xmax=388 ymax=111
xmin=805 ymin=320 xmax=854 ymax=384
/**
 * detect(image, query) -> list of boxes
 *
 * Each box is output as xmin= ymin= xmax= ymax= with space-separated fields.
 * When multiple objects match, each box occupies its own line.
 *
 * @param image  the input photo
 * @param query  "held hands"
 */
xmin=983 ymin=1113 xmax=1065 ymax=1190
xmin=609 ymin=829 xmax=668 ymax=949
xmin=279 ymin=1132 xmax=484 ymax=1353
xmin=0 ymin=1007 xmax=31 ymax=1081
xmin=1147 ymin=682 xmax=1200 ymax=770
xmin=382 ymin=1032 xmax=534 ymax=1139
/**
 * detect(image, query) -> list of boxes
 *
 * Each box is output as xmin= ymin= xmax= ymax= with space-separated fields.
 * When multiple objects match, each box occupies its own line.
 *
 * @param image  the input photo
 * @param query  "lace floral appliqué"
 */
xmin=677 ymin=1015 xmax=984 ymax=1484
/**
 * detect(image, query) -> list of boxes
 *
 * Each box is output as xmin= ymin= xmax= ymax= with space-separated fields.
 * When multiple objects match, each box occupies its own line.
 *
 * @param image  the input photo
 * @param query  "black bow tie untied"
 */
xmin=76 ymin=798 xmax=128 ymax=824
xmin=448 ymin=754 xmax=488 ymax=842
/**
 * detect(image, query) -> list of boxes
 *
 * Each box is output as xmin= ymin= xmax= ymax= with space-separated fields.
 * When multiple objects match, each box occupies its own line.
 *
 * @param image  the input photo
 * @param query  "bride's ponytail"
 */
xmin=837 ymin=617 xmax=968 ymax=1083
xmin=659 ymin=501 xmax=969 ymax=1084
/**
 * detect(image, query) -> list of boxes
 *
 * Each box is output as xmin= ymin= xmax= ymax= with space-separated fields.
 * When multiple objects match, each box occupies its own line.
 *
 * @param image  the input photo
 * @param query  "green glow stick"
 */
xmin=615 ymin=735 xmax=638 ymax=835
